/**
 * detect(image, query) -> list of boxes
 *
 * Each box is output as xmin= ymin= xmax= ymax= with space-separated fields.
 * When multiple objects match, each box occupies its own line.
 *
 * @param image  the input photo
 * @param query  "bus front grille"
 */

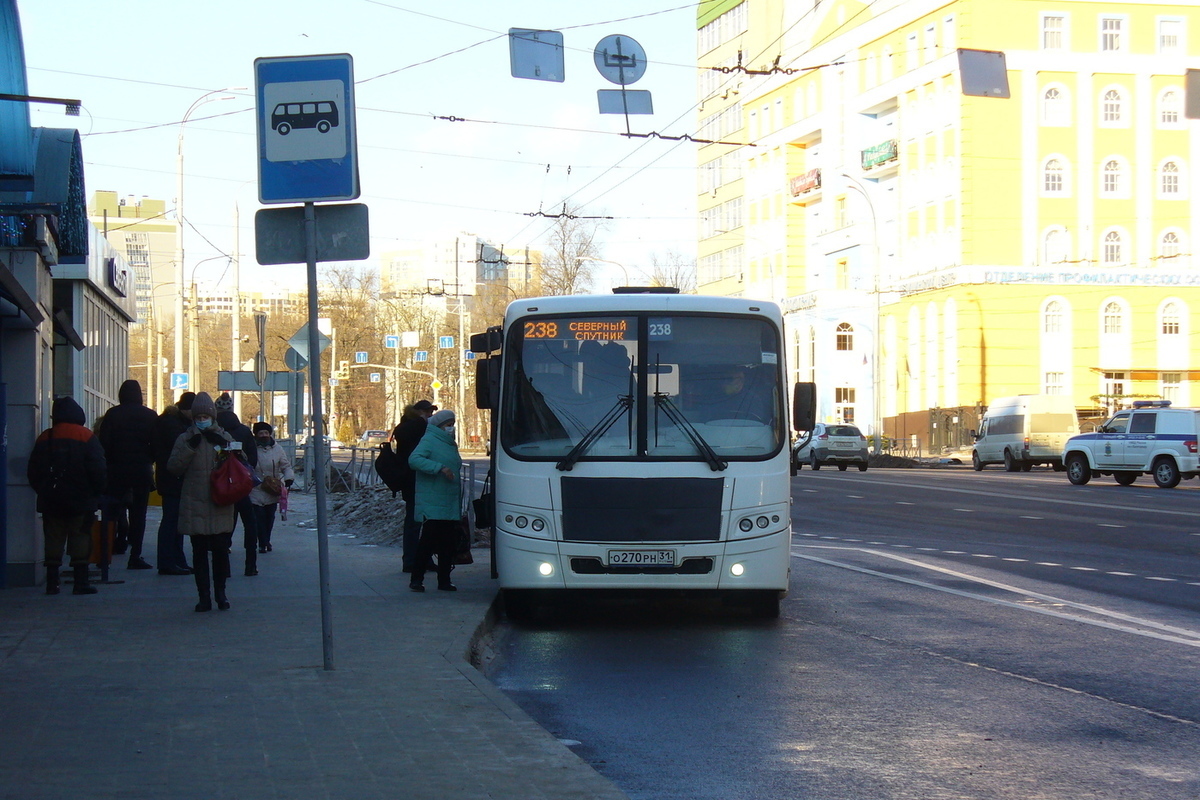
xmin=570 ymin=557 xmax=714 ymax=575
xmin=560 ymin=476 xmax=723 ymax=542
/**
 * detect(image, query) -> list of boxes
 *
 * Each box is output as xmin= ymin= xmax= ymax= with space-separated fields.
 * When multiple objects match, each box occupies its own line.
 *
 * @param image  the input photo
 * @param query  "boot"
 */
xmin=193 ymin=548 xmax=212 ymax=612
xmin=45 ymin=566 xmax=60 ymax=595
xmin=213 ymin=548 xmax=231 ymax=610
xmin=71 ymin=564 xmax=98 ymax=595
xmin=244 ymin=547 xmax=258 ymax=577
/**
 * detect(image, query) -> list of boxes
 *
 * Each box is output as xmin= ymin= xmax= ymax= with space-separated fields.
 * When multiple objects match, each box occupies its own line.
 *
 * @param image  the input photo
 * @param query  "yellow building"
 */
xmin=696 ymin=0 xmax=1200 ymax=454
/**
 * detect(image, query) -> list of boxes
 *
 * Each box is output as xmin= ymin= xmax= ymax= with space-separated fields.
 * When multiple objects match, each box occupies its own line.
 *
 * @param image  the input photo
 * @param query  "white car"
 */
xmin=1062 ymin=401 xmax=1200 ymax=488
xmin=793 ymin=423 xmax=869 ymax=471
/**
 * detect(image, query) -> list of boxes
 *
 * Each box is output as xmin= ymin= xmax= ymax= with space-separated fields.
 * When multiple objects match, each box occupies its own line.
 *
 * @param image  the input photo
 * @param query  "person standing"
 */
xmin=391 ymin=399 xmax=436 ymax=572
xmin=97 ymin=379 xmax=159 ymax=570
xmin=153 ymin=392 xmax=195 ymax=575
xmin=407 ymin=408 xmax=462 ymax=592
xmin=215 ymin=394 xmax=262 ymax=576
xmin=27 ymin=396 xmax=107 ymax=595
xmin=167 ymin=392 xmax=237 ymax=612
xmin=248 ymin=422 xmax=294 ymax=554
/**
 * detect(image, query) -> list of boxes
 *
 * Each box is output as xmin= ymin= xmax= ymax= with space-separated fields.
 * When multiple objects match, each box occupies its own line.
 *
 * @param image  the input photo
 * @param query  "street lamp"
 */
xmin=840 ymin=173 xmax=883 ymax=454
xmin=575 ymin=256 xmax=629 ymax=290
xmin=174 ymin=87 xmax=245 ymax=386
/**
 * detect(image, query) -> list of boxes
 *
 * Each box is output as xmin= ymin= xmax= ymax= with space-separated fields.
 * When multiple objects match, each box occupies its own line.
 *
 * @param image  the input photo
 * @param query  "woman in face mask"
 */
xmin=248 ymin=421 xmax=294 ymax=556
xmin=406 ymin=409 xmax=463 ymax=592
xmin=167 ymin=391 xmax=237 ymax=612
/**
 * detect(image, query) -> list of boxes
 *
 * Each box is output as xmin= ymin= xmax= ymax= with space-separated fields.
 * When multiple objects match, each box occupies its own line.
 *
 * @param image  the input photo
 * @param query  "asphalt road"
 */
xmin=487 ymin=467 xmax=1200 ymax=800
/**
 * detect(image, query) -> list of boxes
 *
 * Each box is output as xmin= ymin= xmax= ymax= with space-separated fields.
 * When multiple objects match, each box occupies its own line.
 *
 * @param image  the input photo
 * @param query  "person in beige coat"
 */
xmin=167 ymin=392 xmax=237 ymax=612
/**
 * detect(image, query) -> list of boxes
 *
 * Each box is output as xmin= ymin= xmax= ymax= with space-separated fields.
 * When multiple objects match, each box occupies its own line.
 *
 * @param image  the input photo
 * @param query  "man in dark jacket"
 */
xmin=391 ymin=399 xmax=436 ymax=572
xmin=153 ymin=392 xmax=195 ymax=575
xmin=216 ymin=394 xmax=262 ymax=576
xmin=28 ymin=396 xmax=108 ymax=594
xmin=97 ymin=379 xmax=159 ymax=570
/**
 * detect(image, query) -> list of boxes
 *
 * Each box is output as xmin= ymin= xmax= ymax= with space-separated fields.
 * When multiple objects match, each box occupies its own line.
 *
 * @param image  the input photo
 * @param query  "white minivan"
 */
xmin=972 ymin=394 xmax=1079 ymax=472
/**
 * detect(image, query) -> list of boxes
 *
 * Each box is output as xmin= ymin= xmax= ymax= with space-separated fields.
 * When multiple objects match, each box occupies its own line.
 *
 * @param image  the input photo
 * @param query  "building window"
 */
xmin=1160 ymin=90 xmax=1181 ymax=125
xmin=1042 ymin=87 xmax=1069 ymax=125
xmin=1044 ymin=372 xmax=1065 ymax=395
xmin=835 ymin=387 xmax=856 ymax=403
xmin=1162 ymin=303 xmax=1181 ymax=335
xmin=1103 ymin=302 xmax=1123 ymax=334
xmin=1103 ymin=232 xmax=1123 ymax=265
xmin=835 ymin=322 xmax=854 ymax=351
xmin=1162 ymin=373 xmax=1182 ymax=403
xmin=1101 ymin=90 xmax=1123 ymax=124
xmin=1161 ymin=161 xmax=1181 ymax=195
xmin=1102 ymin=160 xmax=1122 ymax=195
xmin=1044 ymin=300 xmax=1064 ymax=333
xmin=1044 ymin=159 xmax=1064 ymax=193
xmin=1102 ymin=372 xmax=1127 ymax=414
xmin=1159 ymin=19 xmax=1182 ymax=53
xmin=836 ymin=259 xmax=850 ymax=290
xmin=1161 ymin=231 xmax=1181 ymax=259
xmin=1101 ymin=17 xmax=1124 ymax=52
xmin=1044 ymin=229 xmax=1069 ymax=264
xmin=1043 ymin=15 xmax=1065 ymax=50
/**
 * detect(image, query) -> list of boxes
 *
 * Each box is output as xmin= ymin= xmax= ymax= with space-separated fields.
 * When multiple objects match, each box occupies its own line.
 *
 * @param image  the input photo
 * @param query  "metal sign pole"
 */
xmin=304 ymin=201 xmax=335 ymax=671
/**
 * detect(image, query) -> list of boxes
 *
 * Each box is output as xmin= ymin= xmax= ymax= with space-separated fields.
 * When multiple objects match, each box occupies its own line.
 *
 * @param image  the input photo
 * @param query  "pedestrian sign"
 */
xmin=170 ymin=372 xmax=189 ymax=391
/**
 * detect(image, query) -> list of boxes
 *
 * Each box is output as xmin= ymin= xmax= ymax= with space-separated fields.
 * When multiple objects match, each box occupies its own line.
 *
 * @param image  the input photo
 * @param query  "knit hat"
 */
xmin=252 ymin=421 xmax=273 ymax=434
xmin=51 ymin=396 xmax=86 ymax=426
xmin=413 ymin=399 xmax=437 ymax=412
xmin=191 ymin=392 xmax=216 ymax=418
xmin=215 ymin=392 xmax=234 ymax=411
xmin=429 ymin=409 xmax=455 ymax=428
xmin=176 ymin=391 xmax=196 ymax=411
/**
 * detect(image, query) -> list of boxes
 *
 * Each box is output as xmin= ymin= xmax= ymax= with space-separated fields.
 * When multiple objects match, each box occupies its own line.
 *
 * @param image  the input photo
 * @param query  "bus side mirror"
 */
xmin=475 ymin=357 xmax=501 ymax=410
xmin=793 ymin=382 xmax=816 ymax=431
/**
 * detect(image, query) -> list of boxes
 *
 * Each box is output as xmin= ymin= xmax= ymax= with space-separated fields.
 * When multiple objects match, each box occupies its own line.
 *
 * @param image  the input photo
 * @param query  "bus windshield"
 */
xmin=501 ymin=313 xmax=783 ymax=461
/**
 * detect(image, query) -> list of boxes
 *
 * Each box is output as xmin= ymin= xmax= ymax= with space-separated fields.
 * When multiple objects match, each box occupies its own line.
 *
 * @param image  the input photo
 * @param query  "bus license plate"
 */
xmin=608 ymin=549 xmax=675 ymax=567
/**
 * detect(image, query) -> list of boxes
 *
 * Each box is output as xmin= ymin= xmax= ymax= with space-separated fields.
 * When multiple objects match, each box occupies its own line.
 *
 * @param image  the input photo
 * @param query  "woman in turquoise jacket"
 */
xmin=406 ymin=409 xmax=462 ymax=591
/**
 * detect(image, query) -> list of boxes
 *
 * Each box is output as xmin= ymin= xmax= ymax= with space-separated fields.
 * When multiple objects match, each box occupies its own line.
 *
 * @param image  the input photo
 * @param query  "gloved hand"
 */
xmin=202 ymin=429 xmax=225 ymax=445
xmin=188 ymin=433 xmax=203 ymax=448
xmin=284 ymin=479 xmax=294 ymax=488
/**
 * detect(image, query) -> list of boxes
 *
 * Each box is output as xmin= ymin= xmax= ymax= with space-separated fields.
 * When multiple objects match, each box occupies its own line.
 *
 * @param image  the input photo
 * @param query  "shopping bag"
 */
xmin=455 ymin=515 xmax=474 ymax=565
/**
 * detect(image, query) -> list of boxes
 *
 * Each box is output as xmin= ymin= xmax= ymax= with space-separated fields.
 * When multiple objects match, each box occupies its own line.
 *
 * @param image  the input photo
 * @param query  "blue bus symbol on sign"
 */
xmin=355 ymin=351 xmax=368 ymax=364
xmin=439 ymin=336 xmax=455 ymax=349
xmin=384 ymin=335 xmax=399 ymax=349
xmin=170 ymin=373 xmax=189 ymax=391
xmin=414 ymin=351 xmax=428 ymax=363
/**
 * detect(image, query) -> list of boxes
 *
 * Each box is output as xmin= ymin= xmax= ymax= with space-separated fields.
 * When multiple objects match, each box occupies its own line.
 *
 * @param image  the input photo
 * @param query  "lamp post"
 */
xmin=840 ymin=173 xmax=883 ymax=455
xmin=575 ymin=256 xmax=629 ymax=290
xmin=174 ymin=88 xmax=245 ymax=387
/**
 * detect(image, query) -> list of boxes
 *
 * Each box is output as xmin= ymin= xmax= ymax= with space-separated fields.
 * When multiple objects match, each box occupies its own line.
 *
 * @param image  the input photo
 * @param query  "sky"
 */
xmin=16 ymin=0 xmax=705 ymax=294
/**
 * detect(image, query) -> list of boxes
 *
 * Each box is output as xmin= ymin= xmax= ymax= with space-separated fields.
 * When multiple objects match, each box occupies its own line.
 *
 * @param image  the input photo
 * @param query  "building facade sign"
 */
xmin=789 ymin=168 xmax=821 ymax=196
xmin=861 ymin=139 xmax=898 ymax=170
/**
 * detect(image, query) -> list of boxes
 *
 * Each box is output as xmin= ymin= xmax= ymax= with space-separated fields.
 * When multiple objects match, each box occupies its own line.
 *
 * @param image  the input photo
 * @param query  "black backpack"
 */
xmin=374 ymin=442 xmax=405 ymax=496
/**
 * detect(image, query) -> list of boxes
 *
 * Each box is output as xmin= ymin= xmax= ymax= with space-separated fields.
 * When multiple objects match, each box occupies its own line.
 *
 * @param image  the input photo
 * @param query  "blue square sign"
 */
xmin=255 ymin=53 xmax=359 ymax=204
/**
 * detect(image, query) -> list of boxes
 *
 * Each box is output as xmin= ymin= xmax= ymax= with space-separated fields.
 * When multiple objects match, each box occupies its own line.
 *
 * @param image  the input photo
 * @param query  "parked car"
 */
xmin=1061 ymin=400 xmax=1200 ymax=488
xmin=359 ymin=429 xmax=390 ymax=447
xmin=972 ymin=394 xmax=1077 ymax=472
xmin=303 ymin=434 xmax=344 ymax=450
xmin=793 ymin=423 xmax=869 ymax=471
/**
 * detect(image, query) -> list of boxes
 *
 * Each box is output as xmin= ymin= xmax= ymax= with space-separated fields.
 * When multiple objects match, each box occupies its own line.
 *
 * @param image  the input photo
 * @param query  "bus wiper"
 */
xmin=654 ymin=393 xmax=728 ymax=471
xmin=556 ymin=395 xmax=634 ymax=471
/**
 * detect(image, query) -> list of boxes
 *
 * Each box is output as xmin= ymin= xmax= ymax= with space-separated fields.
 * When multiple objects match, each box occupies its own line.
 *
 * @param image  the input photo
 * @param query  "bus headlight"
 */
xmin=756 ymin=516 xmax=769 ymax=529
xmin=515 ymin=516 xmax=529 ymax=529
xmin=730 ymin=563 xmax=745 ymax=577
xmin=531 ymin=518 xmax=545 ymax=532
xmin=738 ymin=518 xmax=754 ymax=532
xmin=538 ymin=561 xmax=554 ymax=577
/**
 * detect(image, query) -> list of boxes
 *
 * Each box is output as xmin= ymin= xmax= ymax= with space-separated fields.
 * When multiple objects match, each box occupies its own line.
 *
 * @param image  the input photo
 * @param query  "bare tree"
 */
xmin=537 ymin=203 xmax=608 ymax=296
xmin=648 ymin=249 xmax=698 ymax=294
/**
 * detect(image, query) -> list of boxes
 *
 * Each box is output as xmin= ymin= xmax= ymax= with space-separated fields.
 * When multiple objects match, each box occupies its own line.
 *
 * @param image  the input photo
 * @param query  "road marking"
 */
xmin=1002 ymin=558 xmax=1028 ymax=562
xmin=793 ymin=546 xmax=1200 ymax=648
xmin=1099 ymin=523 xmax=1127 ymax=528
xmin=1146 ymin=577 xmax=1178 ymax=582
xmin=1108 ymin=571 xmax=1136 ymax=576
xmin=847 ymin=495 xmax=865 ymax=499
xmin=1070 ymin=566 xmax=1098 ymax=571
xmin=954 ymin=508 xmax=975 ymax=513
xmin=896 ymin=501 xmax=915 ymax=505
xmin=1019 ymin=515 xmax=1044 ymax=520
xmin=972 ymin=553 xmax=996 ymax=558
xmin=1036 ymin=562 xmax=1062 ymax=566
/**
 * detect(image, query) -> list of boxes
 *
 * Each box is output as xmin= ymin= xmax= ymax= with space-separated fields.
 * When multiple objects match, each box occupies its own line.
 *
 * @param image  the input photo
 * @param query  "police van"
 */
xmin=1061 ymin=400 xmax=1200 ymax=488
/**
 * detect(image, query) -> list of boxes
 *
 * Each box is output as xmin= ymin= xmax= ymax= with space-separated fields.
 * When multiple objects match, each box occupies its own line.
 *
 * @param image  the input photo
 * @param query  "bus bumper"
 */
xmin=495 ymin=528 xmax=791 ymax=592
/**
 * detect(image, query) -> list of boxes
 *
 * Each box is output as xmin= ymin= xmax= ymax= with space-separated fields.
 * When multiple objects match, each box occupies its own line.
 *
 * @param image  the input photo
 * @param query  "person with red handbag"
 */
xmin=166 ymin=392 xmax=237 ymax=612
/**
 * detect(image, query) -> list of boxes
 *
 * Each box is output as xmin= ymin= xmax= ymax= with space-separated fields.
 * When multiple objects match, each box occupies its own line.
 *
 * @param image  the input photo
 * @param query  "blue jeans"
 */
xmin=155 ymin=494 xmax=190 ymax=571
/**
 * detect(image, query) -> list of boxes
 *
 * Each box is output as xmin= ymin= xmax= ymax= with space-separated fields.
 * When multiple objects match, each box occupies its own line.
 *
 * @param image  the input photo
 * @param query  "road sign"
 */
xmin=594 ymin=35 xmax=647 ymax=85
xmin=255 ymin=202 xmax=369 ymax=265
xmin=414 ymin=351 xmax=428 ymax=363
xmin=255 ymin=53 xmax=359 ymax=204
xmin=218 ymin=370 xmax=302 ymax=392
xmin=402 ymin=331 xmax=420 ymax=348
xmin=283 ymin=346 xmax=308 ymax=371
xmin=254 ymin=351 xmax=268 ymax=387
xmin=431 ymin=380 xmax=443 ymax=390
xmin=438 ymin=335 xmax=455 ymax=349
xmin=464 ymin=350 xmax=476 ymax=361
xmin=384 ymin=334 xmax=399 ymax=349
xmin=370 ymin=373 xmax=381 ymax=383
xmin=170 ymin=372 xmax=189 ymax=391
xmin=355 ymin=351 xmax=368 ymax=363
xmin=288 ymin=323 xmax=332 ymax=362
xmin=329 ymin=378 xmax=339 ymax=386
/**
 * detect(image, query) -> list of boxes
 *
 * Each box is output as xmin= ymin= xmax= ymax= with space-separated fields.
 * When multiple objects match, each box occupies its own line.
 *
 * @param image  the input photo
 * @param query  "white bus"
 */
xmin=471 ymin=289 xmax=809 ymax=618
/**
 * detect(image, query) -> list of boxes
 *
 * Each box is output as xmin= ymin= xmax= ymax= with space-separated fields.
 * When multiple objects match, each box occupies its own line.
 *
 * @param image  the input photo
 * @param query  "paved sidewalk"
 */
xmin=0 ymin=492 xmax=628 ymax=800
